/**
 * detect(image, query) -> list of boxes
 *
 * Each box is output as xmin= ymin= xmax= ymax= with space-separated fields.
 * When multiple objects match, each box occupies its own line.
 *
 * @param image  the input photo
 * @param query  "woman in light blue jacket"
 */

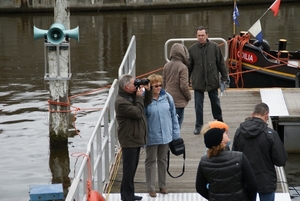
xmin=144 ymin=74 xmax=180 ymax=197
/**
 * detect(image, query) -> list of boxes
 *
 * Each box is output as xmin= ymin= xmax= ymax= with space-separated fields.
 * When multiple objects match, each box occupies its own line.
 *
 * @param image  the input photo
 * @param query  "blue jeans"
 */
xmin=194 ymin=89 xmax=222 ymax=128
xmin=176 ymin=108 xmax=184 ymax=128
xmin=259 ymin=191 xmax=275 ymax=201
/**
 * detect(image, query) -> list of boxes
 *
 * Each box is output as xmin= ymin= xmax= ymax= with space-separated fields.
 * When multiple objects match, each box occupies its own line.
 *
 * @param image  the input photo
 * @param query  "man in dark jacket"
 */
xmin=188 ymin=26 xmax=228 ymax=135
xmin=115 ymin=74 xmax=152 ymax=201
xmin=233 ymin=102 xmax=288 ymax=201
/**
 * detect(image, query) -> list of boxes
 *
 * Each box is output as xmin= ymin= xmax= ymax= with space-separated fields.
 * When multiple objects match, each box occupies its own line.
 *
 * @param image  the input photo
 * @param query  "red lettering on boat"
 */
xmin=236 ymin=51 xmax=257 ymax=64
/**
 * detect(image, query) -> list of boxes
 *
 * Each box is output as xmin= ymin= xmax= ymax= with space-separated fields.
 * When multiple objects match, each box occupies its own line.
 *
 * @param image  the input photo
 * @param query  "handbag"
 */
xmin=169 ymin=138 xmax=185 ymax=156
xmin=167 ymin=138 xmax=185 ymax=178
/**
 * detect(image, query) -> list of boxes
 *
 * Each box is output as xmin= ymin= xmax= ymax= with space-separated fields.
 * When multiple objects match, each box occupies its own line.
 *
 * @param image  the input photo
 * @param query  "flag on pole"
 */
xmin=270 ymin=0 xmax=281 ymax=16
xmin=248 ymin=20 xmax=263 ymax=42
xmin=233 ymin=3 xmax=240 ymax=26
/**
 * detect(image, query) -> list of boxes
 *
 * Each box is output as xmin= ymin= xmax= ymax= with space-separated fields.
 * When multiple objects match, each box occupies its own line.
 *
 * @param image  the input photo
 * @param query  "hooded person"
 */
xmin=233 ymin=102 xmax=288 ymax=201
xmin=196 ymin=128 xmax=257 ymax=201
xmin=163 ymin=43 xmax=191 ymax=128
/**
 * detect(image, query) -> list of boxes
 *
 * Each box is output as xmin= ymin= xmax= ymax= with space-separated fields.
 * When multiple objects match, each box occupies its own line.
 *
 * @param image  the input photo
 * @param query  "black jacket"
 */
xmin=232 ymin=117 xmax=288 ymax=193
xmin=196 ymin=150 xmax=257 ymax=201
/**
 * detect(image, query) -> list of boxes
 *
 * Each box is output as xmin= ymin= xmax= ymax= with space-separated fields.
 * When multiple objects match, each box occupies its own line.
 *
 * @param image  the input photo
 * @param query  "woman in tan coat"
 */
xmin=163 ymin=43 xmax=191 ymax=128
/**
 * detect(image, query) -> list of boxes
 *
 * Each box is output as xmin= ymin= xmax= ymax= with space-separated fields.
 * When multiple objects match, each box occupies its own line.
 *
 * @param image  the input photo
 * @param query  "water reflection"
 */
xmin=49 ymin=147 xmax=71 ymax=198
xmin=1 ymin=3 xmax=300 ymax=200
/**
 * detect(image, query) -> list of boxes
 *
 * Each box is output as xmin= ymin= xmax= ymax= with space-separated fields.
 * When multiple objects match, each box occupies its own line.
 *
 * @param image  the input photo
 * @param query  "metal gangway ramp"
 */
xmin=65 ymin=36 xmax=291 ymax=201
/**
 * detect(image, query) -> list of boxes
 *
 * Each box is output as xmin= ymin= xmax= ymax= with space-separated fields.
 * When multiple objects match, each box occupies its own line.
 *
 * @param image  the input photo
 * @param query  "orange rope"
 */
xmin=136 ymin=67 xmax=164 ymax=79
xmin=71 ymin=153 xmax=93 ymax=198
xmin=226 ymin=34 xmax=300 ymax=88
xmin=227 ymin=34 xmax=251 ymax=88
xmin=47 ymin=86 xmax=108 ymax=137
xmin=69 ymin=85 xmax=111 ymax=99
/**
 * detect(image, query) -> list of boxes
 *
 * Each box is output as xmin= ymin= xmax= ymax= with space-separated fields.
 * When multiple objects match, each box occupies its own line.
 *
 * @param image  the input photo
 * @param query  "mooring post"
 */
xmin=48 ymin=0 xmax=71 ymax=148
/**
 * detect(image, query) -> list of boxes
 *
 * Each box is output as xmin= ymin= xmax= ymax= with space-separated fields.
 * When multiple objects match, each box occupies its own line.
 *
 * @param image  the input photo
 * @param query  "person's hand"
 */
xmin=143 ymin=82 xmax=151 ymax=91
xmin=136 ymin=87 xmax=144 ymax=96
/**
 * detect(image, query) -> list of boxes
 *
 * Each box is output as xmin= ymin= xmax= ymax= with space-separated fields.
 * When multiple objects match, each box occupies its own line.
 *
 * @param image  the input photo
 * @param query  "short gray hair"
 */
xmin=119 ymin=74 xmax=133 ymax=89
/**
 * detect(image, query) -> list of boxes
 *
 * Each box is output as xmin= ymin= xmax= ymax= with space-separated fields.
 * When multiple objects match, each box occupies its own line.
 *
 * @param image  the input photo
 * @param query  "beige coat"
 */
xmin=163 ymin=43 xmax=191 ymax=108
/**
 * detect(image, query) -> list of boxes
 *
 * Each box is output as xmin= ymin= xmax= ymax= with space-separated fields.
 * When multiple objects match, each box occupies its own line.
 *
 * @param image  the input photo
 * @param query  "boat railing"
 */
xmin=65 ymin=35 xmax=137 ymax=201
xmin=164 ymin=37 xmax=228 ymax=63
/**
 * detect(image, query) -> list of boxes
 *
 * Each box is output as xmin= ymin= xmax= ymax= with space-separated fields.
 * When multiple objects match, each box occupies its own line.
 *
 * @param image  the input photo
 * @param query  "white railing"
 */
xmin=118 ymin=35 xmax=136 ymax=79
xmin=65 ymin=35 xmax=290 ymax=200
xmin=164 ymin=38 xmax=228 ymax=63
xmin=65 ymin=35 xmax=137 ymax=201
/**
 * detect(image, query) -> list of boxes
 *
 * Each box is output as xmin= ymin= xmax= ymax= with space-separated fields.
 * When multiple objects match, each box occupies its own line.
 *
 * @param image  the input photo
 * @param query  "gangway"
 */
xmin=65 ymin=35 xmax=136 ymax=201
xmin=65 ymin=36 xmax=291 ymax=201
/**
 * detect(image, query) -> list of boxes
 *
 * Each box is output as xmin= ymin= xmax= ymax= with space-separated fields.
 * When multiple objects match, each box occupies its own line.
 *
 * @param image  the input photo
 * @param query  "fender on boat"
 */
xmin=253 ymin=39 xmax=270 ymax=53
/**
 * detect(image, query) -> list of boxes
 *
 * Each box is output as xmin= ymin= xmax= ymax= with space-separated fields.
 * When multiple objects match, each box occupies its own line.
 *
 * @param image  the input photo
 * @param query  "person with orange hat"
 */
xmin=196 ymin=128 xmax=257 ymax=201
xmin=200 ymin=120 xmax=229 ymax=135
xmin=200 ymin=121 xmax=230 ymax=153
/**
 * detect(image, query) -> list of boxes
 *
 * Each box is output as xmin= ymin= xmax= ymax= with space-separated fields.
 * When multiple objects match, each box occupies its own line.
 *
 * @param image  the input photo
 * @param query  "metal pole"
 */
xmin=233 ymin=0 xmax=236 ymax=35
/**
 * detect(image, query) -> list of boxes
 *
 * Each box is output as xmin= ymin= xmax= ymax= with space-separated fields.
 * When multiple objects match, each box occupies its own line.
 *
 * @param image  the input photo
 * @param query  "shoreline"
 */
xmin=0 ymin=0 xmax=299 ymax=13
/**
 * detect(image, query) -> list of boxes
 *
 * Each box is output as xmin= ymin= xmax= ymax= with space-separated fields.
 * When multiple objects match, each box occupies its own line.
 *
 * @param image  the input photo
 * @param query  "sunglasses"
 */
xmin=152 ymin=84 xmax=162 ymax=88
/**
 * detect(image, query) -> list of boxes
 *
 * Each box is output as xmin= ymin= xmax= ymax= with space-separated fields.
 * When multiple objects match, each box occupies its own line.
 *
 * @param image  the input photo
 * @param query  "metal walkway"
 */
xmin=105 ymin=193 xmax=291 ymax=201
xmin=65 ymin=36 xmax=292 ymax=201
xmin=108 ymin=88 xmax=291 ymax=201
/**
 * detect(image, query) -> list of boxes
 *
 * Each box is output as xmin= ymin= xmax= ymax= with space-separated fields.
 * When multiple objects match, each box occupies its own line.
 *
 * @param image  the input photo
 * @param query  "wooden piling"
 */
xmin=49 ymin=0 xmax=71 ymax=148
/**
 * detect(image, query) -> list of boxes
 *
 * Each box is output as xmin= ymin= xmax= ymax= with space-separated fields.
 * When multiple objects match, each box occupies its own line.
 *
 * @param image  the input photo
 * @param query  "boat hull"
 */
xmin=229 ymin=65 xmax=296 ymax=88
xmin=227 ymin=38 xmax=300 ymax=88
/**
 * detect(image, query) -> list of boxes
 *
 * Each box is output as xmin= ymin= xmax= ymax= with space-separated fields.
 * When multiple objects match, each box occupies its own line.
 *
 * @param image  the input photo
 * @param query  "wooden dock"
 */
xmin=107 ymin=88 xmax=299 ymax=200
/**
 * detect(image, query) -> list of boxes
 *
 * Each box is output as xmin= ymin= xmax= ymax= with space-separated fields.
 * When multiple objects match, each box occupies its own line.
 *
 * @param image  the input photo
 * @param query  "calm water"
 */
xmin=1 ymin=3 xmax=300 ymax=200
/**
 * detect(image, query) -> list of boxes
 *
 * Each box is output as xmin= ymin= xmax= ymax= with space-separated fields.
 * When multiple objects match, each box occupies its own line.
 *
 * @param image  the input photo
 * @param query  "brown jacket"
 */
xmin=115 ymin=87 xmax=152 ymax=148
xmin=163 ymin=43 xmax=191 ymax=108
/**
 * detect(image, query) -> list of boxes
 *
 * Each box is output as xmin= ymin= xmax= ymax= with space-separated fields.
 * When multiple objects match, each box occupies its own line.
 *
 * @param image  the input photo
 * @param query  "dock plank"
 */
xmin=282 ymin=88 xmax=300 ymax=115
xmin=109 ymin=88 xmax=290 ymax=197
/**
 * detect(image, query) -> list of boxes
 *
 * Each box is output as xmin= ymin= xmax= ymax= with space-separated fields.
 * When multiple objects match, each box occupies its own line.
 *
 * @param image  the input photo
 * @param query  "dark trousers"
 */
xmin=194 ymin=89 xmax=222 ymax=128
xmin=259 ymin=191 xmax=275 ymax=201
xmin=121 ymin=147 xmax=141 ymax=201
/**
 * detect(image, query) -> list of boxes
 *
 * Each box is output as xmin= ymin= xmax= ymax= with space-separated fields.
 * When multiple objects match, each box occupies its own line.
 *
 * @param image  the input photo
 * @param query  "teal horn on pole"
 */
xmin=47 ymin=23 xmax=66 ymax=45
xmin=33 ymin=23 xmax=80 ymax=45
xmin=33 ymin=26 xmax=48 ymax=41
xmin=64 ymin=26 xmax=79 ymax=42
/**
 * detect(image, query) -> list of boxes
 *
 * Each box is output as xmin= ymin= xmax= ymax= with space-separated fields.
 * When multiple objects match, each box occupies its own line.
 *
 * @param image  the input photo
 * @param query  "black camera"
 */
xmin=134 ymin=78 xmax=150 ymax=88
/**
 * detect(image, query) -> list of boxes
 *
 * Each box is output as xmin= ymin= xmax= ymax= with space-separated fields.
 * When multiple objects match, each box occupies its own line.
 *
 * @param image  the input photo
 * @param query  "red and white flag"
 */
xmin=269 ymin=0 xmax=281 ymax=16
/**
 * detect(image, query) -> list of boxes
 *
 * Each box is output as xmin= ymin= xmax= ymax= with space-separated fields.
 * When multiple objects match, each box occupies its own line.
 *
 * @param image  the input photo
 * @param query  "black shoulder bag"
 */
xmin=167 ymin=137 xmax=185 ymax=178
xmin=165 ymin=94 xmax=185 ymax=178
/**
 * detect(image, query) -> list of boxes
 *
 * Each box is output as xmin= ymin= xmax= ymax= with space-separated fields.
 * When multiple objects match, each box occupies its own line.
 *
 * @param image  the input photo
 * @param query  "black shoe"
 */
xmin=121 ymin=195 xmax=143 ymax=201
xmin=216 ymin=117 xmax=223 ymax=122
xmin=194 ymin=127 xmax=200 ymax=135
xmin=134 ymin=195 xmax=143 ymax=200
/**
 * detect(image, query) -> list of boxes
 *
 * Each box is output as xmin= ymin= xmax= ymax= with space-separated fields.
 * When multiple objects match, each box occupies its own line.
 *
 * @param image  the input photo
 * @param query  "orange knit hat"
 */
xmin=209 ymin=121 xmax=229 ymax=131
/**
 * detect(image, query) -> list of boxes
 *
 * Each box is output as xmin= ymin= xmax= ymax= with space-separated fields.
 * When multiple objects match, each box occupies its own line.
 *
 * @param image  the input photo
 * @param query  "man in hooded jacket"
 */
xmin=232 ymin=102 xmax=288 ymax=201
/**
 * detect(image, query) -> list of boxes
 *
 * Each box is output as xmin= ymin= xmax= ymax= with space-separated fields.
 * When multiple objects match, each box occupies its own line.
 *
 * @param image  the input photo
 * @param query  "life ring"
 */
xmin=88 ymin=190 xmax=106 ymax=201
xmin=253 ymin=39 xmax=270 ymax=53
